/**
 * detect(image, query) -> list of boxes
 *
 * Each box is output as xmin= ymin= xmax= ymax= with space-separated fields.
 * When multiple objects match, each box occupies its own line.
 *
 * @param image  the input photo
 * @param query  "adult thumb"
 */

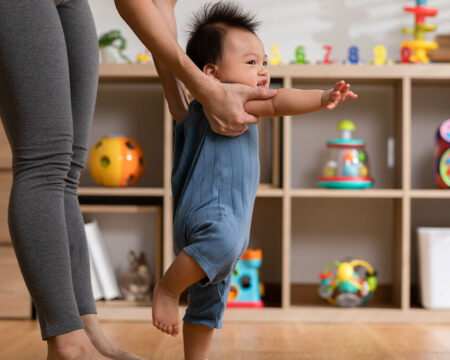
xmin=245 ymin=86 xmax=277 ymax=101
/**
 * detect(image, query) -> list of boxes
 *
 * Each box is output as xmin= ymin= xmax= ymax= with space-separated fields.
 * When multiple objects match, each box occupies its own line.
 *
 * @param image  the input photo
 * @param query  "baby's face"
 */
xmin=209 ymin=27 xmax=270 ymax=89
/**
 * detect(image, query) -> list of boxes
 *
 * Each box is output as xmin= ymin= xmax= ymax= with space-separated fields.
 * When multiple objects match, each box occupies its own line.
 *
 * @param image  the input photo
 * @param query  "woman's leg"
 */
xmin=57 ymin=2 xmax=144 ymax=359
xmin=0 ymin=1 xmax=108 ymax=359
xmin=56 ymin=0 xmax=99 ymax=320
xmin=0 ymin=0 xmax=85 ymax=340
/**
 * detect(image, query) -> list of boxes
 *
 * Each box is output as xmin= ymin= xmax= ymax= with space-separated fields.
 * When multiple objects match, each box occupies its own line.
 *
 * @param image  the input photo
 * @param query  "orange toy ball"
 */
xmin=89 ymin=136 xmax=145 ymax=187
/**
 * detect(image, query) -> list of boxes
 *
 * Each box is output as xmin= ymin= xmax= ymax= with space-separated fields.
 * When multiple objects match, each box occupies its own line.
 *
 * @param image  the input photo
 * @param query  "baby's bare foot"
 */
xmin=152 ymin=282 xmax=180 ymax=336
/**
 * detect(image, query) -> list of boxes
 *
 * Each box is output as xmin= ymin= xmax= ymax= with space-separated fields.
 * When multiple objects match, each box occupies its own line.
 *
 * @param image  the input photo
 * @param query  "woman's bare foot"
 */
xmin=47 ymin=328 xmax=112 ymax=360
xmin=152 ymin=282 xmax=181 ymax=336
xmin=81 ymin=314 xmax=147 ymax=360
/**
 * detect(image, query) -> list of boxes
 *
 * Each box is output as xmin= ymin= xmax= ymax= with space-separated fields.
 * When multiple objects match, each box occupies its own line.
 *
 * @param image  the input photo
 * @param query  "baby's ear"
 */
xmin=203 ymin=63 xmax=220 ymax=82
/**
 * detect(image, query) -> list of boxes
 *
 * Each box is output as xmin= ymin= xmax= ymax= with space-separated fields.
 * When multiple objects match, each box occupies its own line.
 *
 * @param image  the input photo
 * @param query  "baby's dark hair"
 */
xmin=186 ymin=2 xmax=260 ymax=70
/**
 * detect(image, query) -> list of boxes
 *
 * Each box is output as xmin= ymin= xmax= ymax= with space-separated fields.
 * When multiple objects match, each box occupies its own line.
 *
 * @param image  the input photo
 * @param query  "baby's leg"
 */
xmin=152 ymin=251 xmax=206 ymax=336
xmin=183 ymin=323 xmax=214 ymax=360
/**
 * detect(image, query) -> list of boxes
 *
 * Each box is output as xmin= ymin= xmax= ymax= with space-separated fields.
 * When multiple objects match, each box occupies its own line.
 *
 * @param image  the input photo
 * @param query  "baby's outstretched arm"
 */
xmin=245 ymin=80 xmax=358 ymax=117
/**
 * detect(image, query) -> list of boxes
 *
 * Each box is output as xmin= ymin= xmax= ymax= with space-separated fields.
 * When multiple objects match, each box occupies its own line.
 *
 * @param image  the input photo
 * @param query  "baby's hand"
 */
xmin=322 ymin=80 xmax=358 ymax=110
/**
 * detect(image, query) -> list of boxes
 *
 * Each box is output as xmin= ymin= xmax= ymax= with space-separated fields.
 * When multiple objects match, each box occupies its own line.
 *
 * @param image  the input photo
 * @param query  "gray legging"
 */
xmin=0 ymin=0 xmax=99 ymax=340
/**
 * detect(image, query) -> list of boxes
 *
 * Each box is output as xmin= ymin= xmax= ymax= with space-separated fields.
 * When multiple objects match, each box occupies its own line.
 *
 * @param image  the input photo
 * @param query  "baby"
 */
xmin=151 ymin=2 xmax=357 ymax=359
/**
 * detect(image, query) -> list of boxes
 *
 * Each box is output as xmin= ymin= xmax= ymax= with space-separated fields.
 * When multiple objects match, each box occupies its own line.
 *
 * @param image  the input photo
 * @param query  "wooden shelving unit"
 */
xmin=79 ymin=63 xmax=450 ymax=322
xmin=1 ymin=63 xmax=450 ymax=322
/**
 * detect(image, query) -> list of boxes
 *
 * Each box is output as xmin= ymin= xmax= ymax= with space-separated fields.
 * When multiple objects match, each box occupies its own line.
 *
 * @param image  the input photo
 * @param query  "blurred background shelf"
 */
xmin=1 ymin=64 xmax=450 ymax=322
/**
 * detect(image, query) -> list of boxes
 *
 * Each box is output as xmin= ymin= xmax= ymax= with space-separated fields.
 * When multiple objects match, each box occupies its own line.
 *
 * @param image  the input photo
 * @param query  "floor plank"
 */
xmin=1 ymin=320 xmax=450 ymax=359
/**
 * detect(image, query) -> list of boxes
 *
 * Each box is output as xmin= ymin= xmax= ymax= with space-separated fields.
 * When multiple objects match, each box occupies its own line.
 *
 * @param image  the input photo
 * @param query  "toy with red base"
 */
xmin=435 ymin=119 xmax=450 ymax=188
xmin=227 ymin=249 xmax=264 ymax=308
xmin=402 ymin=0 xmax=439 ymax=63
xmin=317 ymin=120 xmax=374 ymax=189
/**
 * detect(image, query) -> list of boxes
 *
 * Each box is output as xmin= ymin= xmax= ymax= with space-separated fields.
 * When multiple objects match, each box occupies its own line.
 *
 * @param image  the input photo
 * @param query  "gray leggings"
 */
xmin=0 ymin=0 xmax=99 ymax=340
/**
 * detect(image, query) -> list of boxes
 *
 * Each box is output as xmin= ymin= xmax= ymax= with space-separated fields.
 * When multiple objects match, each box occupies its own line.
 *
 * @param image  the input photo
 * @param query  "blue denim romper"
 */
xmin=172 ymin=100 xmax=260 ymax=328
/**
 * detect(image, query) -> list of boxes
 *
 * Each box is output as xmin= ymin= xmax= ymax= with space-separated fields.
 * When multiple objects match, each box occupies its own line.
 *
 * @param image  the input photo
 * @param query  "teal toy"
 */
xmin=227 ymin=249 xmax=264 ymax=308
xmin=317 ymin=120 xmax=374 ymax=189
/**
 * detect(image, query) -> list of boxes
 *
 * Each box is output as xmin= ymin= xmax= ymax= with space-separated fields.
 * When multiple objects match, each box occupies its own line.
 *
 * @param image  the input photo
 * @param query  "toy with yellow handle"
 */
xmin=319 ymin=259 xmax=378 ymax=307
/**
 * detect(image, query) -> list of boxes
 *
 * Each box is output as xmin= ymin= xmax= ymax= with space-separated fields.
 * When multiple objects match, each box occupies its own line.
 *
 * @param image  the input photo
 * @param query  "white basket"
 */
xmin=417 ymin=227 xmax=450 ymax=309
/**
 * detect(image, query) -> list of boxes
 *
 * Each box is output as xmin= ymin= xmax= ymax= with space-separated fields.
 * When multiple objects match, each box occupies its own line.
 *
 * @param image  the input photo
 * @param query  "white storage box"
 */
xmin=417 ymin=227 xmax=450 ymax=309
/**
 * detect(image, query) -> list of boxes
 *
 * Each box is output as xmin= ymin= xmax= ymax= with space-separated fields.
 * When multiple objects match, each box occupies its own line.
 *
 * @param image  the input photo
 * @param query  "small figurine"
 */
xmin=120 ymin=250 xmax=152 ymax=302
xmin=136 ymin=49 xmax=152 ymax=64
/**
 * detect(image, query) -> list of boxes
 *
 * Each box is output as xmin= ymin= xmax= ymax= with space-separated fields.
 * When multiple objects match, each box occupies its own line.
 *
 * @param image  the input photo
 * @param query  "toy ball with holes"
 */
xmin=317 ymin=120 xmax=374 ymax=189
xmin=318 ymin=259 xmax=378 ymax=307
xmin=89 ymin=136 xmax=145 ymax=187
xmin=435 ymin=119 xmax=450 ymax=188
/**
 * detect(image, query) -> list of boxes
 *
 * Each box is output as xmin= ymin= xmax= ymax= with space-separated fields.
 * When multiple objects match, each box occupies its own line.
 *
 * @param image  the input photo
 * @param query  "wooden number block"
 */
xmin=0 ymin=123 xmax=12 ymax=169
xmin=0 ymin=172 xmax=12 ymax=245
xmin=0 ymin=246 xmax=31 ymax=318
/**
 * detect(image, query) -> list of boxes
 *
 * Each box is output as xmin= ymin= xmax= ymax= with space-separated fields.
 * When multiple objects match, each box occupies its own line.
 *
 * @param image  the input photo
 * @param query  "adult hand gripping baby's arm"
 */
xmin=201 ymin=82 xmax=277 ymax=137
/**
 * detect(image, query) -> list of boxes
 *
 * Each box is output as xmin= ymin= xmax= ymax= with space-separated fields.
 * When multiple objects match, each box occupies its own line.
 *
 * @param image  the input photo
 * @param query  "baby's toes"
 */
xmin=172 ymin=323 xmax=180 ymax=337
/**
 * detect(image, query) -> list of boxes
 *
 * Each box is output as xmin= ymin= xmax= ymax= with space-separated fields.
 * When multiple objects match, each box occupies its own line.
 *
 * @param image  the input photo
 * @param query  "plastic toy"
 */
xmin=322 ymin=45 xmax=333 ymax=64
xmin=317 ymin=120 xmax=374 ymax=189
xmin=319 ymin=259 xmax=378 ymax=307
xmin=98 ymin=30 xmax=132 ymax=64
xmin=269 ymin=44 xmax=281 ymax=66
xmin=348 ymin=46 xmax=360 ymax=64
xmin=401 ymin=0 xmax=439 ymax=63
xmin=89 ymin=136 xmax=145 ymax=187
xmin=136 ymin=49 xmax=151 ymax=64
xmin=295 ymin=46 xmax=307 ymax=64
xmin=435 ymin=119 xmax=450 ymax=188
xmin=373 ymin=45 xmax=387 ymax=65
xmin=227 ymin=249 xmax=264 ymax=308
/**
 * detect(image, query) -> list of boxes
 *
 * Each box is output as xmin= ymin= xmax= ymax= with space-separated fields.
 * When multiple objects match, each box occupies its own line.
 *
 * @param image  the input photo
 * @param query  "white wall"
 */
xmin=88 ymin=0 xmax=450 ymax=64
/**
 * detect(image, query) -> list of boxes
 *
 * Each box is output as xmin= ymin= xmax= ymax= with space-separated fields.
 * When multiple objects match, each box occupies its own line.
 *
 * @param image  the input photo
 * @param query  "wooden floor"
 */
xmin=2 ymin=320 xmax=450 ymax=359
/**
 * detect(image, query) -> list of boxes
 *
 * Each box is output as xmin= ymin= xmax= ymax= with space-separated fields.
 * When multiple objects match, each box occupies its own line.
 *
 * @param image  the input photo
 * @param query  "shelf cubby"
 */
xmin=81 ymin=204 xmax=162 ymax=320
xmin=410 ymin=198 xmax=450 ymax=308
xmin=79 ymin=81 xmax=165 ymax=189
xmin=411 ymin=80 xmax=450 ymax=190
xmin=249 ymin=197 xmax=283 ymax=307
xmin=290 ymin=81 xmax=402 ymax=190
xmin=289 ymin=197 xmax=401 ymax=309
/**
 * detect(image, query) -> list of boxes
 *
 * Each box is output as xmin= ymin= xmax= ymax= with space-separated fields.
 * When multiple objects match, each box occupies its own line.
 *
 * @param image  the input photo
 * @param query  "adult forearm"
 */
xmin=114 ymin=0 xmax=213 ymax=101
